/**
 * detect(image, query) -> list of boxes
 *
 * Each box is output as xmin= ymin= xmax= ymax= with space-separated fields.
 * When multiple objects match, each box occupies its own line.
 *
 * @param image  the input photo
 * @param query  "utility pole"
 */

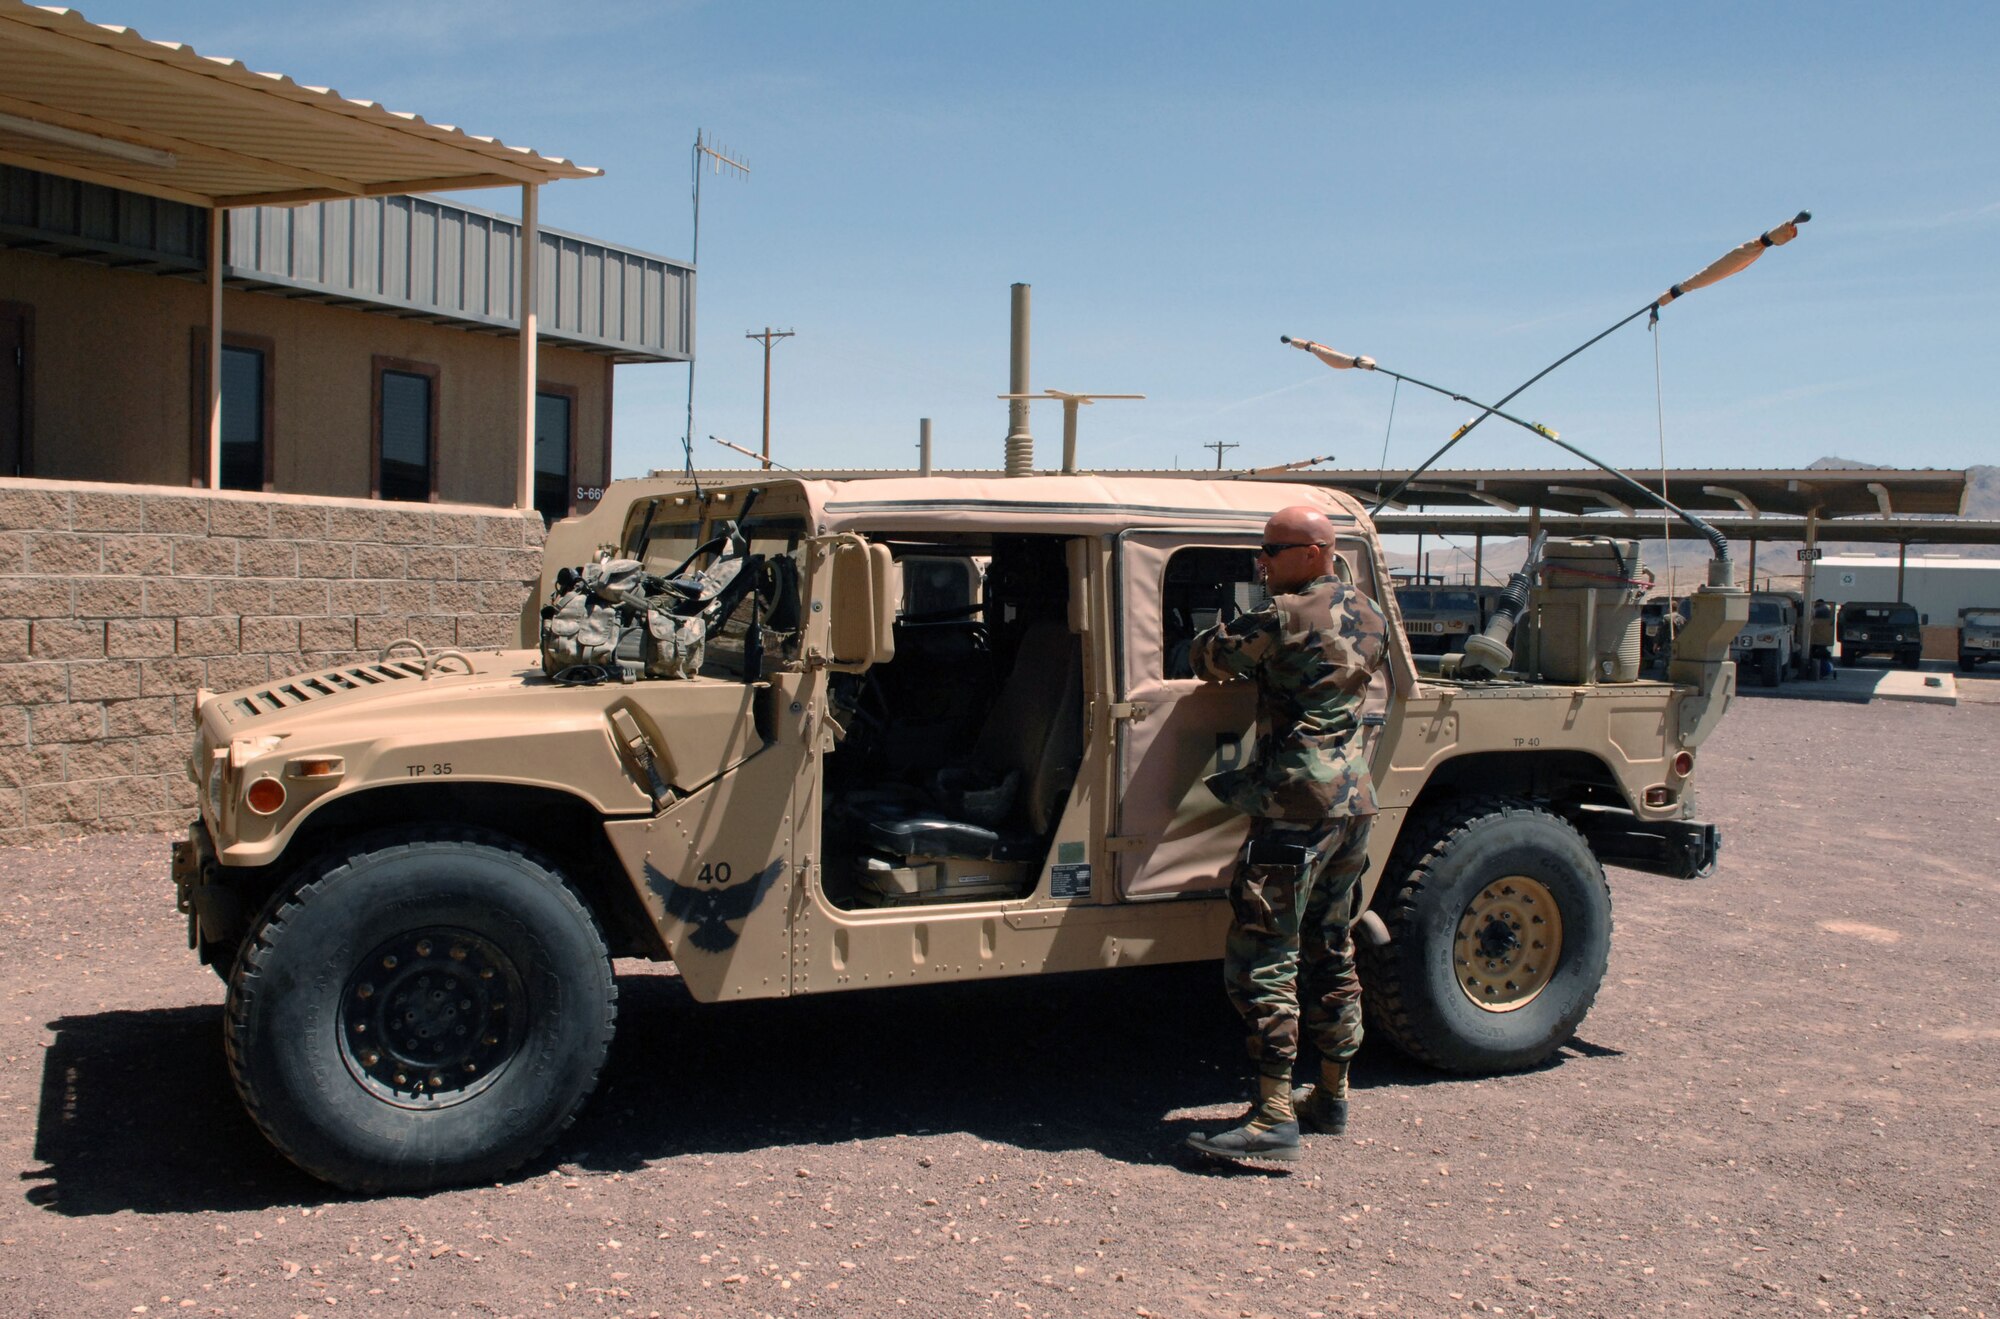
xmin=1204 ymin=440 xmax=1239 ymax=470
xmin=745 ymin=327 xmax=794 ymax=469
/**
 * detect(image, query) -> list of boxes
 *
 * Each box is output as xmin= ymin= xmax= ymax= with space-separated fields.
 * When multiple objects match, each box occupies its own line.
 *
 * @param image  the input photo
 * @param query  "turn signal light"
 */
xmin=245 ymin=777 xmax=287 ymax=816
xmin=1644 ymin=786 xmax=1675 ymax=807
xmin=1671 ymin=750 xmax=1695 ymax=777
xmin=288 ymin=756 xmax=345 ymax=779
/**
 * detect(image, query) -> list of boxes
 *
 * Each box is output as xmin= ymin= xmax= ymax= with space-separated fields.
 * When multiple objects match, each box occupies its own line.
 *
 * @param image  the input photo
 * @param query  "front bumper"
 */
xmin=1576 ymin=815 xmax=1721 ymax=880
xmin=171 ymin=819 xmax=242 ymax=966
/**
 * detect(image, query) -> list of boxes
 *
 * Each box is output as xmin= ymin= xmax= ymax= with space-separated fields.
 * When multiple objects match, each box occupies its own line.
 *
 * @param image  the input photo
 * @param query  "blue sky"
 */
xmin=114 ymin=2 xmax=1999 ymax=479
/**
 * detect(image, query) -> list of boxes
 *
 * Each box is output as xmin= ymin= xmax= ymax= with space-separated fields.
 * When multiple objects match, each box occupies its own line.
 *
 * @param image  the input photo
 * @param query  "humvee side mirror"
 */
xmin=826 ymin=541 xmax=899 ymax=670
xmin=1922 ymin=613 xmax=1929 ymax=626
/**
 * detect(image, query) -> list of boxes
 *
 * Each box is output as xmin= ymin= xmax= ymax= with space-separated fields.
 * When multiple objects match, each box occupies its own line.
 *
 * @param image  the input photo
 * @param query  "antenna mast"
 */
xmin=683 ymin=131 xmax=750 ymax=468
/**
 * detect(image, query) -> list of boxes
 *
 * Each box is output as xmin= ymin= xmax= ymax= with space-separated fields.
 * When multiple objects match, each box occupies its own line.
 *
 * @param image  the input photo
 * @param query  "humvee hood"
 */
xmin=199 ymin=650 xmax=548 ymax=739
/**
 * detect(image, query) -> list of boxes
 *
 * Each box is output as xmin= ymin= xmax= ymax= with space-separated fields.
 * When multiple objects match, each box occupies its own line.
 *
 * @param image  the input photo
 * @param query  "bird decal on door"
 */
xmin=645 ymin=856 xmax=786 ymax=953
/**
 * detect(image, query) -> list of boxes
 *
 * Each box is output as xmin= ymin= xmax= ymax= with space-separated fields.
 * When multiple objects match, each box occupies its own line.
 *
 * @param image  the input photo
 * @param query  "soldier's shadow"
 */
xmin=23 ymin=969 xmax=1621 ymax=1212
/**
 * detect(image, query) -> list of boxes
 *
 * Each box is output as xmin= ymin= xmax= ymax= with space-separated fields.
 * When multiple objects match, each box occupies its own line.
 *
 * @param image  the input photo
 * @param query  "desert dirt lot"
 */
xmin=3 ymin=682 xmax=1997 ymax=1319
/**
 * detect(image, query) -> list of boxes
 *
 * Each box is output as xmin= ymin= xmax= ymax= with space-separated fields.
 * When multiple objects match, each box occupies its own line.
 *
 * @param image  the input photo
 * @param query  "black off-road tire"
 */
xmin=1361 ymin=798 xmax=1612 ymax=1074
xmin=1756 ymin=648 xmax=1781 ymax=687
xmin=224 ymin=828 xmax=617 ymax=1193
xmin=1898 ymin=649 xmax=1922 ymax=670
xmin=1960 ymin=654 xmax=1978 ymax=672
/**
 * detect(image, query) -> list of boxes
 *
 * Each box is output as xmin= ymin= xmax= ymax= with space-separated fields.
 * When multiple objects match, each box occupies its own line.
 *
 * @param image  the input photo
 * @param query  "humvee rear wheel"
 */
xmin=1453 ymin=875 xmax=1563 ymax=1011
xmin=1362 ymin=799 xmax=1610 ymax=1074
xmin=224 ymin=829 xmax=617 ymax=1192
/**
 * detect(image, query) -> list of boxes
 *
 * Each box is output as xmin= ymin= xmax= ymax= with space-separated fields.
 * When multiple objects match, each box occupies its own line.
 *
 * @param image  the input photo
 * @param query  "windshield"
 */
xmin=1964 ymin=610 xmax=2000 ymax=628
xmin=1748 ymin=601 xmax=1785 ymax=625
xmin=1847 ymin=605 xmax=1917 ymax=625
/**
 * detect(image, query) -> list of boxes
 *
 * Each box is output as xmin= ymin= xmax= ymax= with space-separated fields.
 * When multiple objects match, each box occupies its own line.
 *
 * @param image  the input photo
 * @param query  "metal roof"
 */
xmin=228 ymin=193 xmax=690 ymax=362
xmin=690 ymin=466 xmax=1971 ymax=520
xmin=0 ymin=163 xmax=688 ymax=360
xmin=0 ymin=4 xmax=598 ymax=208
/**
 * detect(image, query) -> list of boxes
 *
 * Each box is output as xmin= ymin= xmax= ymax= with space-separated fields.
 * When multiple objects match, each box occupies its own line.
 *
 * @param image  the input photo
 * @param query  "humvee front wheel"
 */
xmin=1362 ymin=800 xmax=1610 ymax=1074
xmin=224 ymin=829 xmax=617 ymax=1192
xmin=1756 ymin=648 xmax=1782 ymax=687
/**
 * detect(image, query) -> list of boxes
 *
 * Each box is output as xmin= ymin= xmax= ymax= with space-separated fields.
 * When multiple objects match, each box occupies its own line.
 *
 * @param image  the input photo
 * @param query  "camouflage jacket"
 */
xmin=1189 ymin=575 xmax=1389 ymax=820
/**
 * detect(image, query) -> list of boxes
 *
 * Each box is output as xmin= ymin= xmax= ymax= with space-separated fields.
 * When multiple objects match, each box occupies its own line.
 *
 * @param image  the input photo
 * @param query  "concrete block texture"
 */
xmin=0 ymin=486 xmax=71 ymax=531
xmin=2 ymin=479 xmax=544 ymax=839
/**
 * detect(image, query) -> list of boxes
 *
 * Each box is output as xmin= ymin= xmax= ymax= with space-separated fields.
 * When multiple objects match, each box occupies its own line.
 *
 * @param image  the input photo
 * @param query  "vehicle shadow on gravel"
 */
xmin=24 ymin=971 xmax=1619 ymax=1212
xmin=23 ymin=1004 xmax=339 ymax=1216
xmin=561 ymin=964 xmax=1619 ymax=1177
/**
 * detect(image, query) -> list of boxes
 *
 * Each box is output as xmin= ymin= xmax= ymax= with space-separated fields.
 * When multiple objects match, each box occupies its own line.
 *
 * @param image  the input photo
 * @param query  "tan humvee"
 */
xmin=174 ymin=473 xmax=1744 ymax=1191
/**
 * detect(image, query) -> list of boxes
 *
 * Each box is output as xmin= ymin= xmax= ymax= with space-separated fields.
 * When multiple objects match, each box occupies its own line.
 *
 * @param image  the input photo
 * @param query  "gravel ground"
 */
xmin=3 ymin=684 xmax=1997 ymax=1319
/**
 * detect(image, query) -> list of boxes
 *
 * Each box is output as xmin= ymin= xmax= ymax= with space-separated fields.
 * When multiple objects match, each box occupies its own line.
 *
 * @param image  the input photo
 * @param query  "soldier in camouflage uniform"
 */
xmin=1183 ymin=505 xmax=1389 ymax=1165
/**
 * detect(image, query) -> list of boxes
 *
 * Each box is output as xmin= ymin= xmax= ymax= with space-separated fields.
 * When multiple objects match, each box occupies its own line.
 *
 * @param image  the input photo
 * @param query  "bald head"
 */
xmin=1258 ymin=504 xmax=1341 ymax=592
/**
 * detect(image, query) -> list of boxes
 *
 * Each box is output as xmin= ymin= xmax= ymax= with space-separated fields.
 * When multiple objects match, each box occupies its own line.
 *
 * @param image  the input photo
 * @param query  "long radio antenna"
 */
xmin=682 ymin=130 xmax=751 ymax=496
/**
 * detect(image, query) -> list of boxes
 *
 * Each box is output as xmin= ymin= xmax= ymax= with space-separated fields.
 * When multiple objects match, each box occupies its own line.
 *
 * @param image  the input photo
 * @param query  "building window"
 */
xmin=373 ymin=356 xmax=438 ymax=502
xmin=534 ymin=386 xmax=575 ymax=524
xmin=218 ymin=345 xmax=266 ymax=491
xmin=189 ymin=329 xmax=275 ymax=489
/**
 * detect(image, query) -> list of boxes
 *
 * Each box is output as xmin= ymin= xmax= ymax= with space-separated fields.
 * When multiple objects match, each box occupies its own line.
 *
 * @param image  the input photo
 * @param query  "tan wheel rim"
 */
xmin=1454 ymin=876 xmax=1563 ymax=1012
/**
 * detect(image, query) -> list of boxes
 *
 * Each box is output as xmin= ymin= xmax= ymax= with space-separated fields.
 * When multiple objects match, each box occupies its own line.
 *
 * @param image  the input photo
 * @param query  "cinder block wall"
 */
xmin=0 ymin=478 xmax=545 ymax=847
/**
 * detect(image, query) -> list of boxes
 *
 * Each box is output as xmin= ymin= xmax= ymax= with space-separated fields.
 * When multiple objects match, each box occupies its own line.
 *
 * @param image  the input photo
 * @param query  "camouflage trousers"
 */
xmin=1223 ymin=815 xmax=1371 ymax=1081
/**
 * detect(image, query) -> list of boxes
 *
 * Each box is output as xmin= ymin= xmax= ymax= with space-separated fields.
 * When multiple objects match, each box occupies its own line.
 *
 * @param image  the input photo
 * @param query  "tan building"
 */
xmin=2 ymin=165 xmax=689 ymax=520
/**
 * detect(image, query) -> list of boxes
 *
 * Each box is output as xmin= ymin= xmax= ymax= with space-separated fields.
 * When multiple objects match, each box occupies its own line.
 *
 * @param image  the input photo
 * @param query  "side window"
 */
xmin=1163 ymin=547 xmax=1264 ymax=679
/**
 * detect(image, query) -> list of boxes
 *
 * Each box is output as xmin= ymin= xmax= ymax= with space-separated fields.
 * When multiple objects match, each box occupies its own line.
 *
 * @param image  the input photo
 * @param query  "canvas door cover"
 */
xmin=1115 ymin=531 xmax=1392 ymax=900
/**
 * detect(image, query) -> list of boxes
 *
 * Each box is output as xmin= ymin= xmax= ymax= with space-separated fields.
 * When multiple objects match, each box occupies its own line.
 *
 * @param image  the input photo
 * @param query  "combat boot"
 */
xmin=1185 ymin=1075 xmax=1301 ymax=1164
xmin=1290 ymin=1059 xmax=1351 ymax=1135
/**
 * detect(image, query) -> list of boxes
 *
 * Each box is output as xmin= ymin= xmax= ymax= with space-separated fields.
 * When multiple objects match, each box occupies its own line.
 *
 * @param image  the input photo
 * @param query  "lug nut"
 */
xmin=416 ymin=939 xmax=432 ymax=956
xmin=382 ymin=955 xmax=398 ymax=969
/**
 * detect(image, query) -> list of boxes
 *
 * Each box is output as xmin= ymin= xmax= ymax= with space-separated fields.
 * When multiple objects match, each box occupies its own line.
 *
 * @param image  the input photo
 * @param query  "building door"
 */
xmin=0 ymin=306 xmax=25 ymax=477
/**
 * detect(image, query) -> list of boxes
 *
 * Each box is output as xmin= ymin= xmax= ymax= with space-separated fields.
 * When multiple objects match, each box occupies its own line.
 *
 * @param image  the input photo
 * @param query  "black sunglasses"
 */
xmin=1258 ymin=541 xmax=1326 ymax=558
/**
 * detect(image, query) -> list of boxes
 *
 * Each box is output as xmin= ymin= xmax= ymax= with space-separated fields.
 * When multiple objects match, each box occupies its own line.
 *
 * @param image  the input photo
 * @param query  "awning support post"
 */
xmin=1896 ymin=541 xmax=1907 ymax=602
xmin=517 ymin=182 xmax=540 ymax=511
xmin=205 ymin=206 xmax=223 ymax=489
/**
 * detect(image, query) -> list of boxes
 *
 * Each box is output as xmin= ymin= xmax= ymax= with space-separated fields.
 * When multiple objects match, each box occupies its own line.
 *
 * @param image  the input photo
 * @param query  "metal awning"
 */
xmin=0 ymin=5 xmax=598 ymax=207
xmin=1369 ymin=512 xmax=2000 ymax=548
xmin=1231 ymin=468 xmax=1967 ymax=519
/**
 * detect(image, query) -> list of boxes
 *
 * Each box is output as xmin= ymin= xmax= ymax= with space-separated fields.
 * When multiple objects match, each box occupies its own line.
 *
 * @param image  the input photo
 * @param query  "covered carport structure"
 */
xmin=1278 ymin=467 xmax=1975 ymax=644
xmin=0 ymin=2 xmax=598 ymax=508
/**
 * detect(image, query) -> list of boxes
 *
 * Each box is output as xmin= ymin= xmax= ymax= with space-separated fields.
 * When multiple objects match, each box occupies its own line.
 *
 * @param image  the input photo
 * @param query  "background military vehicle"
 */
xmin=1958 ymin=607 xmax=2000 ymax=670
xmin=1837 ymin=599 xmax=1923 ymax=667
xmin=1391 ymin=581 xmax=1485 ymax=654
xmin=173 ymin=474 xmax=1744 ymax=1192
xmin=1729 ymin=591 xmax=1797 ymax=687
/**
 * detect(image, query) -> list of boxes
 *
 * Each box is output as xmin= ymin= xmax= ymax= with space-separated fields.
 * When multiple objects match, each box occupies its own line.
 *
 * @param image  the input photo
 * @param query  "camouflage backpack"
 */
xmin=539 ymin=557 xmax=649 ymax=682
xmin=538 ymin=528 xmax=753 ymax=683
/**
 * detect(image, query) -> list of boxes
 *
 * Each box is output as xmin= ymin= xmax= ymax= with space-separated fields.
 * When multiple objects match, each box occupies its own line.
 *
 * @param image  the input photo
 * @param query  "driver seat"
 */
xmin=857 ymin=617 xmax=1083 ymax=862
